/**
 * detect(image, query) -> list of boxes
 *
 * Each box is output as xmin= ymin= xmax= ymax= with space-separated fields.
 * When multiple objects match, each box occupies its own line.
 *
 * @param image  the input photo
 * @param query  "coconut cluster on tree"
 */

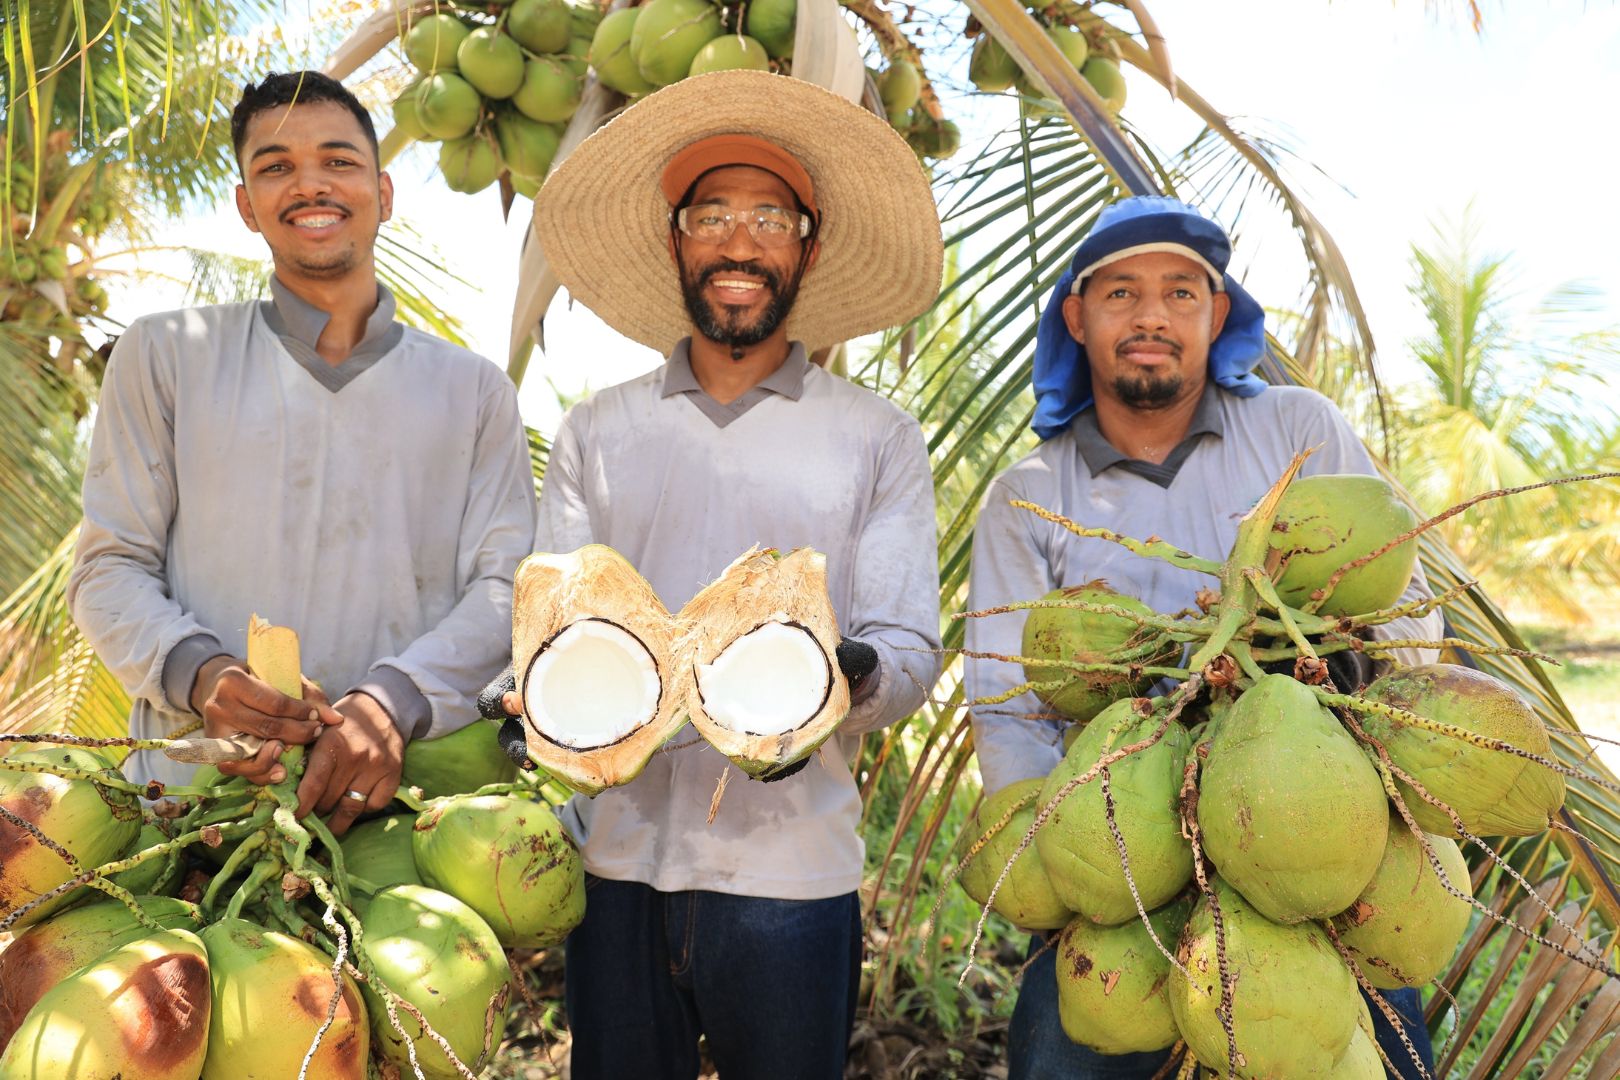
xmin=949 ymin=458 xmax=1603 ymax=1077
xmin=965 ymin=6 xmax=1127 ymax=117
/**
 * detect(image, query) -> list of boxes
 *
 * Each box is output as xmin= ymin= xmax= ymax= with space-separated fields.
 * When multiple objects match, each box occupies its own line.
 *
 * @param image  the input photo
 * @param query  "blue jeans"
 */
xmin=564 ymin=875 xmax=862 ymax=1080
xmin=1011 ymin=936 xmax=1436 ymax=1079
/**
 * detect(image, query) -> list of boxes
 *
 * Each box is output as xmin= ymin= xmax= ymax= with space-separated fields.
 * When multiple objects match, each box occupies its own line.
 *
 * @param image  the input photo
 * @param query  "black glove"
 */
xmin=1258 ymin=642 xmax=1373 ymax=692
xmin=758 ymin=757 xmax=811 ymax=784
xmin=836 ymin=638 xmax=879 ymax=701
xmin=478 ymin=665 xmax=517 ymax=720
xmin=497 ymin=717 xmax=537 ymax=772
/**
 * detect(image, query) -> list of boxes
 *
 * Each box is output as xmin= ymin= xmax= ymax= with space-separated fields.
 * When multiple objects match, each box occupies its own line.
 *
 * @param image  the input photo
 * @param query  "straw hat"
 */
xmin=534 ymin=69 xmax=944 ymax=354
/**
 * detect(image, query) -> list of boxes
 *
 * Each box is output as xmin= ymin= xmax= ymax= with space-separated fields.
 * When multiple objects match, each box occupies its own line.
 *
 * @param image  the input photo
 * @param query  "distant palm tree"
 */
xmin=1390 ymin=210 xmax=1620 ymax=622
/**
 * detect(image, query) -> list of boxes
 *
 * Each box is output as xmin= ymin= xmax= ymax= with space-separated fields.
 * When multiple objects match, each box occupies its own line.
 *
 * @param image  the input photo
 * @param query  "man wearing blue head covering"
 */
xmin=964 ymin=196 xmax=1445 ymax=1079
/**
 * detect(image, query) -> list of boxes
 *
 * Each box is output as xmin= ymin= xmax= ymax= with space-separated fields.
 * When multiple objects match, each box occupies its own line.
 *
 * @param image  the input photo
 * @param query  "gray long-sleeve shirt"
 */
xmin=538 ymin=340 xmax=941 ymax=900
xmin=966 ymin=385 xmax=1443 ymax=796
xmin=68 ymin=283 xmax=537 ymax=788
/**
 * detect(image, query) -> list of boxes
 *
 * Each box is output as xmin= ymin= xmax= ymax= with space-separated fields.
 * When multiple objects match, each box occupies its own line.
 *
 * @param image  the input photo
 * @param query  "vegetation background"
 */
xmin=3 ymin=0 xmax=1619 ymax=1076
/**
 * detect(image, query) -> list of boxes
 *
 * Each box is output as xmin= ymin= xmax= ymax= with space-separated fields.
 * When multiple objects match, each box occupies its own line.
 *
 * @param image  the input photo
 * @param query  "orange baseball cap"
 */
xmin=659 ymin=133 xmax=818 ymax=215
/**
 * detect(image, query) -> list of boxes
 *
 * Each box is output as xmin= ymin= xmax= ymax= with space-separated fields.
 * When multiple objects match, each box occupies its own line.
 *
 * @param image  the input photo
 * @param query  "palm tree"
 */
xmin=1389 ymin=210 xmax=1620 ymax=622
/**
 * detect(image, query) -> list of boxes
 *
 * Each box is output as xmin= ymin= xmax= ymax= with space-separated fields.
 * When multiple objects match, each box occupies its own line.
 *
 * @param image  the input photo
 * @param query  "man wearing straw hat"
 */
xmin=964 ymin=196 xmax=1443 ymax=1078
xmin=520 ymin=69 xmax=944 ymax=1078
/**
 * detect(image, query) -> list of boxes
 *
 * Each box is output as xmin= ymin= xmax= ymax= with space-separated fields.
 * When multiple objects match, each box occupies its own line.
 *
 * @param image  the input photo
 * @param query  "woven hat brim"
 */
xmin=535 ymin=70 xmax=945 ymax=355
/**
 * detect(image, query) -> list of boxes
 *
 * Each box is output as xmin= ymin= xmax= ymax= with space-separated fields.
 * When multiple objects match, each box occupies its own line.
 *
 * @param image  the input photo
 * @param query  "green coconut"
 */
xmin=404 ymin=14 xmax=470 ymax=74
xmin=954 ymin=778 xmax=1072 ymax=930
xmin=108 ymin=822 xmax=182 ymax=897
xmin=199 ymin=918 xmax=368 ymax=1080
xmin=413 ymin=794 xmax=584 ymax=948
xmin=1269 ymin=473 xmax=1419 ymax=617
xmin=968 ymin=35 xmax=1018 ymax=92
xmin=1056 ymin=894 xmax=1191 ymax=1054
xmin=357 ymin=885 xmax=510 ymax=1080
xmin=0 ymin=928 xmax=210 ymax=1080
xmin=495 ymin=113 xmax=561 ymax=179
xmin=1033 ymin=698 xmax=1193 ymax=925
xmin=631 ymin=0 xmax=723 ymax=87
xmin=877 ymin=59 xmax=921 ymax=113
xmin=1333 ymin=812 xmax=1472 ymax=989
xmin=338 ymin=814 xmax=423 ymax=892
xmin=589 ymin=8 xmax=656 ymax=95
xmin=560 ymin=34 xmax=593 ymax=77
xmin=1333 ymin=1022 xmax=1386 ymax=1078
xmin=746 ymin=0 xmax=795 ymax=58
xmin=1198 ymin=674 xmax=1388 ymax=923
xmin=1169 ymin=878 xmax=1362 ymax=1078
xmin=391 ymin=85 xmax=427 ymax=141
xmin=1081 ymin=57 xmax=1126 ymax=112
xmin=457 ymin=27 xmax=526 ymax=99
xmin=0 ymin=896 xmax=196 ymax=1054
xmin=508 ymin=0 xmax=574 ymax=54
xmin=439 ymin=134 xmax=502 ymax=194
xmin=414 ymin=72 xmax=482 ymax=140
xmin=511 ymin=173 xmax=543 ymax=200
xmin=910 ymin=119 xmax=961 ymax=161
xmin=0 ymin=747 xmax=141 ymax=928
xmin=1046 ymin=23 xmax=1089 ymax=68
xmin=1360 ymin=663 xmax=1564 ymax=837
xmin=1021 ymin=580 xmax=1167 ymax=724
xmin=688 ymin=34 xmax=771 ymax=76
xmin=401 ymin=719 xmax=518 ymax=799
xmin=513 ymin=56 xmax=583 ymax=124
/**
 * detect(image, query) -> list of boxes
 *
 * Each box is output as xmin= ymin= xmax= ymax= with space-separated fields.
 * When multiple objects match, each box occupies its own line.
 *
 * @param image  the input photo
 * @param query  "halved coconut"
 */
xmin=513 ymin=545 xmax=683 ymax=794
xmin=678 ymin=547 xmax=851 ymax=779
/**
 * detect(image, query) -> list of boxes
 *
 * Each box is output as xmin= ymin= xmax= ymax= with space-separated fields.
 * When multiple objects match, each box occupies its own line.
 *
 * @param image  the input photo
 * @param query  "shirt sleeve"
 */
xmin=964 ymin=475 xmax=1067 ymax=795
xmin=359 ymin=368 xmax=538 ymax=740
xmin=1295 ymin=393 xmax=1443 ymax=666
xmin=534 ymin=404 xmax=596 ymax=554
xmin=67 ymin=318 xmax=223 ymax=715
xmin=839 ymin=415 xmax=943 ymax=737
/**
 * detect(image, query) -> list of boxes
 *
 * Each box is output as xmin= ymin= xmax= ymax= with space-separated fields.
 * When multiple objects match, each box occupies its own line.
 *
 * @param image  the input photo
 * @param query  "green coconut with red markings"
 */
xmin=955 ymin=778 xmax=1072 ymax=930
xmin=1360 ymin=662 xmax=1564 ymax=837
xmin=1021 ymin=580 xmax=1169 ymax=723
xmin=1197 ymin=674 xmax=1388 ymax=923
xmin=199 ymin=918 xmax=368 ymax=1080
xmin=1055 ymin=893 xmax=1192 ymax=1054
xmin=412 ymin=793 xmax=585 ymax=948
xmin=0 ymin=895 xmax=196 ymax=1055
xmin=356 ymin=884 xmax=511 ymax=1080
xmin=1268 ymin=473 xmax=1419 ymax=616
xmin=1169 ymin=878 xmax=1362 ymax=1077
xmin=1033 ymin=697 xmax=1193 ymax=925
xmin=1333 ymin=811 xmax=1473 ymax=989
xmin=0 ymin=746 xmax=141 ymax=928
xmin=0 ymin=927 xmax=211 ymax=1080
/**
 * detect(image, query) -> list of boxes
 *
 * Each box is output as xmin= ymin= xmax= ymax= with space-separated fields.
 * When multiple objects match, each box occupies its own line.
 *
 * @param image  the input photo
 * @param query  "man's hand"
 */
xmin=837 ymin=637 xmax=880 ymax=706
xmin=192 ymin=656 xmax=343 ymax=785
xmin=296 ymin=691 xmax=405 ymax=836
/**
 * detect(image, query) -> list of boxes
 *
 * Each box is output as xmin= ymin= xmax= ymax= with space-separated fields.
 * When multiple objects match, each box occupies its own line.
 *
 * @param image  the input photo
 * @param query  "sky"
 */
xmin=116 ymin=0 xmax=1620 ymax=437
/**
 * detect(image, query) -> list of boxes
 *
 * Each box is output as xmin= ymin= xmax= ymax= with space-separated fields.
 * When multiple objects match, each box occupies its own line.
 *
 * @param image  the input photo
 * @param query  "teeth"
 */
xmin=713 ymin=280 xmax=762 ymax=290
xmin=296 ymin=215 xmax=341 ymax=228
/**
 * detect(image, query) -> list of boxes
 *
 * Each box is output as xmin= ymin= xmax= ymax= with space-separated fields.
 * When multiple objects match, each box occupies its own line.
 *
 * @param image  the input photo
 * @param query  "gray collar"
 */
xmin=260 ymin=276 xmax=405 ymax=392
xmin=1073 ymin=384 xmax=1227 ymax=486
xmin=660 ymin=339 xmax=810 ymax=401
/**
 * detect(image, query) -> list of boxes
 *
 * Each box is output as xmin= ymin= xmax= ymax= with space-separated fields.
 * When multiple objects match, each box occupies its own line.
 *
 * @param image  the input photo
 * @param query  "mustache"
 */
xmin=1115 ymin=334 xmax=1181 ymax=359
xmin=279 ymin=198 xmax=350 ymax=224
xmin=695 ymin=259 xmax=784 ymax=295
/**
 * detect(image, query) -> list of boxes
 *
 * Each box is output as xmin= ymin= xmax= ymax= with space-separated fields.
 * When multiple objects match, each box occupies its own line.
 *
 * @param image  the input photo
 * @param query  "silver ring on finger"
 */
xmin=343 ymin=789 xmax=367 ymax=803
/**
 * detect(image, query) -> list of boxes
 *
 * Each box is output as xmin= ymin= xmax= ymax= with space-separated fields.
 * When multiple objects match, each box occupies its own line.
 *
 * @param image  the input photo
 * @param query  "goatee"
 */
xmin=1112 ymin=371 xmax=1183 ymax=409
xmin=680 ymin=258 xmax=802 ymax=349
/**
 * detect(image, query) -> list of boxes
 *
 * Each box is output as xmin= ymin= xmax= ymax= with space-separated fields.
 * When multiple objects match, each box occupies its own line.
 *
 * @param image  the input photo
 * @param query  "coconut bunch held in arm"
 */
xmin=485 ymin=543 xmax=875 ymax=794
xmin=944 ymin=451 xmax=1618 ymax=1078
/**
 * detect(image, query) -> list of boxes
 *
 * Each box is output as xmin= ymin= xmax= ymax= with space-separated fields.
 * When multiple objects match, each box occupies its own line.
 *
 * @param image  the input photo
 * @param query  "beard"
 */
xmin=277 ymin=199 xmax=364 ymax=280
xmin=680 ymin=257 xmax=802 ymax=348
xmin=1109 ymin=335 xmax=1184 ymax=408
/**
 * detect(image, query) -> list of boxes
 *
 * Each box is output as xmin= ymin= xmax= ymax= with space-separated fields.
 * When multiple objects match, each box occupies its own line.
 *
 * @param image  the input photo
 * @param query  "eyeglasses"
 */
xmin=672 ymin=203 xmax=813 ymax=249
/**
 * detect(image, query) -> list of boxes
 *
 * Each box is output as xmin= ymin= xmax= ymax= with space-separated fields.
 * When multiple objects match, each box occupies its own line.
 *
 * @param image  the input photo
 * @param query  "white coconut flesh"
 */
xmin=696 ymin=621 xmax=832 ymax=737
xmin=523 ymin=619 xmax=662 ymax=749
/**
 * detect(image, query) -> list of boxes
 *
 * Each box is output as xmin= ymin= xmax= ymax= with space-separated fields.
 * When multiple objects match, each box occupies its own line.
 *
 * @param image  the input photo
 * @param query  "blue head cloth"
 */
xmin=1031 ymin=196 xmax=1269 ymax=441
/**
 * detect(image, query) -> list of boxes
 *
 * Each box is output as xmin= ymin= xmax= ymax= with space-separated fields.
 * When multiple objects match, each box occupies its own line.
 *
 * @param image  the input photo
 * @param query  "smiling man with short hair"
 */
xmin=69 ymin=71 xmax=535 ymax=835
